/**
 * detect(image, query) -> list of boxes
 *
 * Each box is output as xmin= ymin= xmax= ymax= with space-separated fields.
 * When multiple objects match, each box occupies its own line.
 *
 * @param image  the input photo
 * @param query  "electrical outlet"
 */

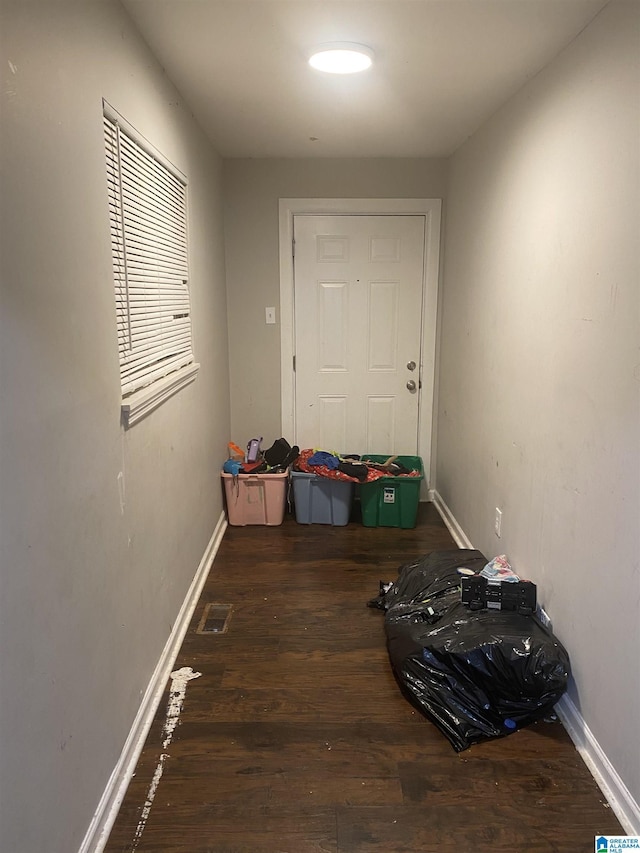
xmin=494 ymin=507 xmax=503 ymax=538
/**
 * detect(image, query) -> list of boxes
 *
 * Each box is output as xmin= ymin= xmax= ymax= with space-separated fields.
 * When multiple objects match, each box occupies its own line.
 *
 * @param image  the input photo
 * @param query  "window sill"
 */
xmin=121 ymin=363 xmax=200 ymax=427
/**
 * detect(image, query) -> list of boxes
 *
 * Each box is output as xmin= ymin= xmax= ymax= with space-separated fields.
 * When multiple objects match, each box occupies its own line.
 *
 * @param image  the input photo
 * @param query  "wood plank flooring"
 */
xmin=105 ymin=503 xmax=623 ymax=853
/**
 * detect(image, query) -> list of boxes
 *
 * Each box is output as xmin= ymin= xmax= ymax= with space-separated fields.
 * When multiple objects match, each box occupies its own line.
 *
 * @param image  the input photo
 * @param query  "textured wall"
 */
xmin=0 ymin=2 xmax=230 ymax=850
xmin=438 ymin=0 xmax=639 ymax=812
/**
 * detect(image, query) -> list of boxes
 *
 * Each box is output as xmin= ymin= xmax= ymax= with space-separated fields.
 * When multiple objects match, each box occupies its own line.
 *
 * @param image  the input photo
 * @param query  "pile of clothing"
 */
xmin=294 ymin=449 xmax=421 ymax=483
xmin=223 ymin=437 xmax=299 ymax=475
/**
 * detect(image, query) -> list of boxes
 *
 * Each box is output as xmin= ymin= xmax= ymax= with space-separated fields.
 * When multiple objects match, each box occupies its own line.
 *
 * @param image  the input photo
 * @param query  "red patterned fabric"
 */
xmin=293 ymin=449 xmax=420 ymax=484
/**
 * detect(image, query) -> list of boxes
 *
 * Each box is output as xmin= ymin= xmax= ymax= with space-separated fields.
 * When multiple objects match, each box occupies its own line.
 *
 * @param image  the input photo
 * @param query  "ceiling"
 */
xmin=122 ymin=0 xmax=608 ymax=159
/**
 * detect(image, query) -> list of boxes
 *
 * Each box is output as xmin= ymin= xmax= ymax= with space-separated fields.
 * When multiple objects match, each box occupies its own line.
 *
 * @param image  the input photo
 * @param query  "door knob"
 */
xmin=407 ymin=360 xmax=416 ymax=371
xmin=406 ymin=380 xmax=417 ymax=392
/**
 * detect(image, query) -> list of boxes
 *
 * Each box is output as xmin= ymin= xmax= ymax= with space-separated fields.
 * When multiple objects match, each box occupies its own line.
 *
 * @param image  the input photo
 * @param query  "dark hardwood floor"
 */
xmin=105 ymin=502 xmax=622 ymax=853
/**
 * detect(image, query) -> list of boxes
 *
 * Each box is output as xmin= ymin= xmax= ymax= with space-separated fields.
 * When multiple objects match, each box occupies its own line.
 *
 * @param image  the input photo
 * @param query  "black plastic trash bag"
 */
xmin=370 ymin=549 xmax=571 ymax=751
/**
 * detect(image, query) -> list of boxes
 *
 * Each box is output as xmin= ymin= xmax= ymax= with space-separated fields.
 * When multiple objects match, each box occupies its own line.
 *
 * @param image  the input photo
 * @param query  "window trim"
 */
xmin=121 ymin=362 xmax=199 ymax=427
xmin=104 ymin=100 xmax=187 ymax=185
xmin=103 ymin=100 xmax=199 ymax=427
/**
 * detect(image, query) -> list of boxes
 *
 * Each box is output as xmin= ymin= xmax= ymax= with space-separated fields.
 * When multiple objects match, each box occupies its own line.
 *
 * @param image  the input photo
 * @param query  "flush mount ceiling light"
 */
xmin=308 ymin=43 xmax=374 ymax=74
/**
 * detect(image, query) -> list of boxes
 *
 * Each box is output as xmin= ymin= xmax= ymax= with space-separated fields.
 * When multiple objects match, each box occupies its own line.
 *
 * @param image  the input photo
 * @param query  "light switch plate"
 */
xmin=265 ymin=307 xmax=276 ymax=325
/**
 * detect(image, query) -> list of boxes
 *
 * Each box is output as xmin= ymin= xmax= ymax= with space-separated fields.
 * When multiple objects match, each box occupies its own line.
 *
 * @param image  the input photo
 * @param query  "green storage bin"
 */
xmin=358 ymin=455 xmax=424 ymax=528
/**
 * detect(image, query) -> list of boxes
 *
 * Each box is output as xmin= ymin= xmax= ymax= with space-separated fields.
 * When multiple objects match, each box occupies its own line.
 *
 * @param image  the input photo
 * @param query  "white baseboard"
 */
xmin=556 ymin=694 xmax=639 ymax=836
xmin=429 ymin=490 xmax=639 ymax=833
xmin=79 ymin=512 xmax=228 ymax=853
xmin=429 ymin=489 xmax=475 ymax=549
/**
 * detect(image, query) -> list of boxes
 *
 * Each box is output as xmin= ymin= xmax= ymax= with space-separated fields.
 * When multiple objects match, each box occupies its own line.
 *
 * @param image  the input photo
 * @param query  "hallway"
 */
xmin=2 ymin=2 xmax=639 ymax=849
xmin=105 ymin=505 xmax=622 ymax=852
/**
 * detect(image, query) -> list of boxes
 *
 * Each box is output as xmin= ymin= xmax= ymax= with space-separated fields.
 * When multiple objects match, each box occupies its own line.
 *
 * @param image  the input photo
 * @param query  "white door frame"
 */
xmin=278 ymin=198 xmax=441 ymax=488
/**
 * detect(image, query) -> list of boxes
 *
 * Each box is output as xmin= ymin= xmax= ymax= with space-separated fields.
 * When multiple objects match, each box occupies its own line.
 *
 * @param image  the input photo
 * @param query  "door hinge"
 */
xmin=292 ymin=237 xmax=295 ymax=260
xmin=293 ymin=354 xmax=296 ymax=372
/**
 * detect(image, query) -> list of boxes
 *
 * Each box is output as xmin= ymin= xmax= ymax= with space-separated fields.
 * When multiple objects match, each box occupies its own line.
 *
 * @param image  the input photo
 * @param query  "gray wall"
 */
xmin=0 ymin=2 xmax=230 ymax=851
xmin=222 ymin=159 xmax=448 ymax=445
xmin=438 ymin=0 xmax=639 ymax=809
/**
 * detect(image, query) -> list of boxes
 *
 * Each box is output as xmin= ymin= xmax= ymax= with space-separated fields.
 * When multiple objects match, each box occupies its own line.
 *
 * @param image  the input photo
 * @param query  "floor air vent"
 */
xmin=196 ymin=603 xmax=233 ymax=635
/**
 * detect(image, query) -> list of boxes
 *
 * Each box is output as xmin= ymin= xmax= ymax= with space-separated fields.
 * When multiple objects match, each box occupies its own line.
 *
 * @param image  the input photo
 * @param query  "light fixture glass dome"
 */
xmin=308 ymin=43 xmax=374 ymax=74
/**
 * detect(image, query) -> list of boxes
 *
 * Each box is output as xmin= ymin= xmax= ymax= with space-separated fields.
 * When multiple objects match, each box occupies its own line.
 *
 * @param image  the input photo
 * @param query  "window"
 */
xmin=104 ymin=102 xmax=198 ymax=426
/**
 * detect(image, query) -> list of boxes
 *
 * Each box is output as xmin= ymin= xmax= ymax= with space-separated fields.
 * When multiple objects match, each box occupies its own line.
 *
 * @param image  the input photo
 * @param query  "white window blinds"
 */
xmin=104 ymin=108 xmax=195 ymax=398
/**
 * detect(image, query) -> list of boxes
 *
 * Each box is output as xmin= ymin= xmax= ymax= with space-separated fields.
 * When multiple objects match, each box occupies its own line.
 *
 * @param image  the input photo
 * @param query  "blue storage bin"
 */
xmin=291 ymin=471 xmax=354 ymax=526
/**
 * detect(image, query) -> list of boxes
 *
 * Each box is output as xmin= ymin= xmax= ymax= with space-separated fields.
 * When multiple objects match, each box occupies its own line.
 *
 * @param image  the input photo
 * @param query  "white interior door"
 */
xmin=293 ymin=214 xmax=425 ymax=454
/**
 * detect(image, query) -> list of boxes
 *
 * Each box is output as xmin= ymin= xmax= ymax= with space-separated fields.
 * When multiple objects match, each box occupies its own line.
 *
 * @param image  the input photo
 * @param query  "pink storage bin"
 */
xmin=222 ymin=470 xmax=288 ymax=526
